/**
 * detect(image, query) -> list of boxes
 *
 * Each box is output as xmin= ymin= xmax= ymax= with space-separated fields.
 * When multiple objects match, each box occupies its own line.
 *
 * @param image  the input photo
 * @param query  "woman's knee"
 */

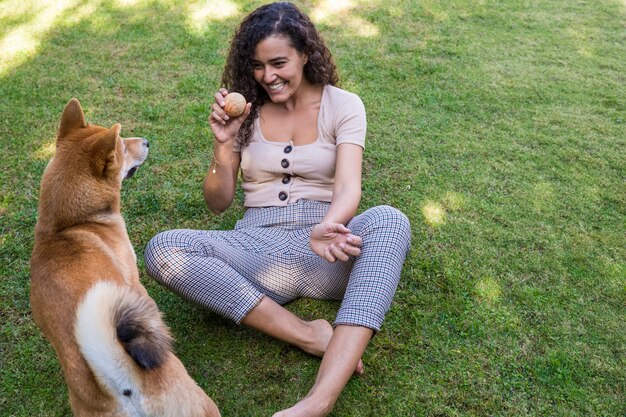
xmin=358 ymin=205 xmax=411 ymax=245
xmin=143 ymin=230 xmax=189 ymax=279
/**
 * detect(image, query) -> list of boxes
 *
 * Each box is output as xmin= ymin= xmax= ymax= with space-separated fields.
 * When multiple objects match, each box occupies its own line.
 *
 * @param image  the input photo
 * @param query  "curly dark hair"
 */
xmin=222 ymin=2 xmax=339 ymax=146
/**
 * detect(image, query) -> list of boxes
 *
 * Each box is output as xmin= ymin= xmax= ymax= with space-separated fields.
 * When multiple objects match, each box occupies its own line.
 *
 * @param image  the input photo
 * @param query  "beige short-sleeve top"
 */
xmin=234 ymin=85 xmax=366 ymax=208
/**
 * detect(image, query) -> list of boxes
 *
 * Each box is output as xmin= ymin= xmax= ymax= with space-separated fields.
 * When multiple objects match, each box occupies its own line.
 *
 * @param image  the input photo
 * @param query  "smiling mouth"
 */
xmin=267 ymin=82 xmax=286 ymax=92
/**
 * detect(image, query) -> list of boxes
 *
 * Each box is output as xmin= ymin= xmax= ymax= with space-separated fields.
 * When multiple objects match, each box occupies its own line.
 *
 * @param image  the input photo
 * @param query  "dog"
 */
xmin=30 ymin=98 xmax=221 ymax=417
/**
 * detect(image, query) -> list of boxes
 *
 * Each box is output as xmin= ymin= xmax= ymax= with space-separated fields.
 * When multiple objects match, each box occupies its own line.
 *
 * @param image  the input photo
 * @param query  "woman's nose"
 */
xmin=263 ymin=66 xmax=275 ymax=83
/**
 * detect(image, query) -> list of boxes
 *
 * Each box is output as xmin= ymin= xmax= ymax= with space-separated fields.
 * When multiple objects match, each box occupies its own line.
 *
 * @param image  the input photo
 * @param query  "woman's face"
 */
xmin=252 ymin=34 xmax=308 ymax=103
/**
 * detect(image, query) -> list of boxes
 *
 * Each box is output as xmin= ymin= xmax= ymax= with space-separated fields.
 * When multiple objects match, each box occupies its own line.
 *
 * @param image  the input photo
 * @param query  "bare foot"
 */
xmin=272 ymin=394 xmax=331 ymax=417
xmin=301 ymin=320 xmax=364 ymax=375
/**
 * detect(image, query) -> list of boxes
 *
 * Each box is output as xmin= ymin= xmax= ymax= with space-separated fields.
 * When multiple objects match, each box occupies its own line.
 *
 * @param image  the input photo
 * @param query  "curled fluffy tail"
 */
xmin=114 ymin=289 xmax=172 ymax=369
xmin=75 ymin=281 xmax=172 ymax=391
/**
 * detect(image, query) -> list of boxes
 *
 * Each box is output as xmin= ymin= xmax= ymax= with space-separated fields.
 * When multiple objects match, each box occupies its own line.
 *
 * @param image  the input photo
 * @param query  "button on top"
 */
xmin=282 ymin=175 xmax=291 ymax=184
xmin=278 ymin=191 xmax=288 ymax=201
xmin=281 ymin=158 xmax=290 ymax=168
xmin=284 ymin=145 xmax=293 ymax=154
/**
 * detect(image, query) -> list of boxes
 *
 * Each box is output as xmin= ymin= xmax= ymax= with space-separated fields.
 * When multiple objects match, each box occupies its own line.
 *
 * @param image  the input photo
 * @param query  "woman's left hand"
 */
xmin=310 ymin=222 xmax=362 ymax=262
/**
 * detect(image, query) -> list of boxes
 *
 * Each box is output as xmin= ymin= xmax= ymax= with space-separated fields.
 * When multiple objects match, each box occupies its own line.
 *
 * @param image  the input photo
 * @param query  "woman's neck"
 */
xmin=281 ymin=81 xmax=323 ymax=111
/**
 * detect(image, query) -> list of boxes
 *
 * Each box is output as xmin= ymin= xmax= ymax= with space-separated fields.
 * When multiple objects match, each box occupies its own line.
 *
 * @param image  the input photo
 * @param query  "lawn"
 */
xmin=1 ymin=0 xmax=624 ymax=416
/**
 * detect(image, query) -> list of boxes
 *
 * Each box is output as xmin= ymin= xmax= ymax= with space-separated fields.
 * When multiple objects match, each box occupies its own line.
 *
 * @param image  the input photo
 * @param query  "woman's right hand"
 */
xmin=209 ymin=88 xmax=252 ymax=144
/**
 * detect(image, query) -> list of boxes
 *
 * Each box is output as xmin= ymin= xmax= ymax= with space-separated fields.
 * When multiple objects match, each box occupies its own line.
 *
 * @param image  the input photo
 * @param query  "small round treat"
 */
xmin=224 ymin=92 xmax=246 ymax=117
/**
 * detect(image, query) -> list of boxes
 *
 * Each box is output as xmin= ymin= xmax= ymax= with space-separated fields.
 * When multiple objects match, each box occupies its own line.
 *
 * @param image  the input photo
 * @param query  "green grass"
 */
xmin=1 ymin=0 xmax=624 ymax=415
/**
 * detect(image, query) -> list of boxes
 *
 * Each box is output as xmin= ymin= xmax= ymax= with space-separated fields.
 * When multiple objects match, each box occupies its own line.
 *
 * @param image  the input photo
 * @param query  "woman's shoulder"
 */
xmin=323 ymin=85 xmax=364 ymax=107
xmin=322 ymin=85 xmax=366 ymax=123
xmin=319 ymin=85 xmax=367 ymax=146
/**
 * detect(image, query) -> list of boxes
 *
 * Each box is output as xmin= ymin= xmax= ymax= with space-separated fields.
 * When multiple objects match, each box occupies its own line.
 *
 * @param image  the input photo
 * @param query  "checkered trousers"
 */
xmin=144 ymin=199 xmax=411 ymax=331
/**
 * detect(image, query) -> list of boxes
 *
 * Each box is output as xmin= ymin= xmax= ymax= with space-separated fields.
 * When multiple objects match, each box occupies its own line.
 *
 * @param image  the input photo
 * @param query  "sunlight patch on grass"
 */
xmin=422 ymin=201 xmax=446 ymax=227
xmin=475 ymin=276 xmax=502 ymax=304
xmin=33 ymin=141 xmax=56 ymax=161
xmin=311 ymin=0 xmax=379 ymax=38
xmin=0 ymin=0 xmax=86 ymax=77
xmin=576 ymin=46 xmax=593 ymax=58
xmin=564 ymin=27 xmax=596 ymax=58
xmin=421 ymin=2 xmax=450 ymax=23
xmin=0 ymin=0 xmax=35 ymax=23
xmin=311 ymin=0 xmax=353 ymax=19
xmin=187 ymin=0 xmax=239 ymax=34
xmin=113 ymin=0 xmax=142 ymax=6
xmin=443 ymin=191 xmax=466 ymax=211
xmin=532 ymin=181 xmax=556 ymax=213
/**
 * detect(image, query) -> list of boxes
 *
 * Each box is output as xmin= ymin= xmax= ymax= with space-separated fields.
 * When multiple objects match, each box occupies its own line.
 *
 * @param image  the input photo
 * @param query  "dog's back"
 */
xmin=30 ymin=99 xmax=219 ymax=417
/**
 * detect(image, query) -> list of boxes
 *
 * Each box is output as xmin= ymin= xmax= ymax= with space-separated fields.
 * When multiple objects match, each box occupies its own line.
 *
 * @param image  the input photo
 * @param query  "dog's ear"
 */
xmin=90 ymin=124 xmax=122 ymax=177
xmin=58 ymin=98 xmax=87 ymax=138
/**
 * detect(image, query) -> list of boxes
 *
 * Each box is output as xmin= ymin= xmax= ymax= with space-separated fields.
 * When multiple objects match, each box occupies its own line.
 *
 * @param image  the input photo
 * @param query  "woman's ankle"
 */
xmin=299 ymin=319 xmax=333 ymax=357
xmin=275 ymin=391 xmax=334 ymax=417
xmin=305 ymin=390 xmax=335 ymax=415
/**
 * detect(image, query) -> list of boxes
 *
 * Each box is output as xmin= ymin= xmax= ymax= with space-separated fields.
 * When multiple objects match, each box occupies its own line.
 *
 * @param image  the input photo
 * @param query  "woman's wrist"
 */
xmin=212 ymin=139 xmax=234 ymax=157
xmin=209 ymin=139 xmax=237 ymax=175
xmin=213 ymin=135 xmax=236 ymax=148
xmin=309 ymin=223 xmax=322 ymax=239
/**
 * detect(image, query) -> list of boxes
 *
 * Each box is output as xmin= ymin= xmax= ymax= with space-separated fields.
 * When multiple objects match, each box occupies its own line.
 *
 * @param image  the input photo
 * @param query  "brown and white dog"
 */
xmin=30 ymin=98 xmax=220 ymax=417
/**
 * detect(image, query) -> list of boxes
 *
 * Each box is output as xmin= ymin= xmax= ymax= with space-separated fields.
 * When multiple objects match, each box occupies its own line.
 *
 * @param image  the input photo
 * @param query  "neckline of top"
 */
xmin=255 ymin=85 xmax=327 ymax=147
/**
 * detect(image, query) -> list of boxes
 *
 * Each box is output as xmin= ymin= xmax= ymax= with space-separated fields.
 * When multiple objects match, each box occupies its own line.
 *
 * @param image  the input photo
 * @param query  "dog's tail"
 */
xmin=74 ymin=281 xmax=173 ymax=390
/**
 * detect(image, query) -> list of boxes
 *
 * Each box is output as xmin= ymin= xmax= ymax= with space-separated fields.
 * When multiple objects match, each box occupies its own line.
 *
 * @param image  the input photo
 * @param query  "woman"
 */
xmin=144 ymin=3 xmax=411 ymax=416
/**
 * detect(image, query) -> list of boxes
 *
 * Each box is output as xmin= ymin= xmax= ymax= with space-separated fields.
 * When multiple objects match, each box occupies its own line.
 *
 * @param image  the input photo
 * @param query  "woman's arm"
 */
xmin=310 ymin=143 xmax=364 ymax=262
xmin=322 ymin=143 xmax=363 ymax=225
xmin=203 ymin=88 xmax=251 ymax=214
xmin=203 ymin=144 xmax=241 ymax=214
